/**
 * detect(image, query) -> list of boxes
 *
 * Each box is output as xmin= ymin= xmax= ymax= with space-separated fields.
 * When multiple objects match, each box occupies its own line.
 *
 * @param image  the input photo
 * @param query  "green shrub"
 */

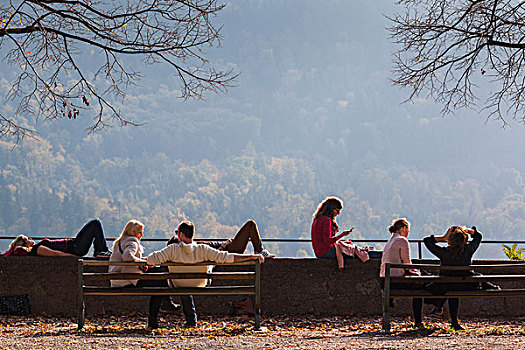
xmin=501 ymin=243 xmax=525 ymax=261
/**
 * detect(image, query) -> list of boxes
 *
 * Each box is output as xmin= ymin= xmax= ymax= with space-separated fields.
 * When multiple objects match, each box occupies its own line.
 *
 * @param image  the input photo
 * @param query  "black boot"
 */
xmin=148 ymin=316 xmax=159 ymax=329
xmin=160 ymin=297 xmax=181 ymax=313
xmin=451 ymin=323 xmax=464 ymax=331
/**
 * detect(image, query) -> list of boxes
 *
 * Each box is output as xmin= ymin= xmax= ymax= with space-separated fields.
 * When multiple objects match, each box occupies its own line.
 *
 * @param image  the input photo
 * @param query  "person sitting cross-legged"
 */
xmin=145 ymin=220 xmax=265 ymax=329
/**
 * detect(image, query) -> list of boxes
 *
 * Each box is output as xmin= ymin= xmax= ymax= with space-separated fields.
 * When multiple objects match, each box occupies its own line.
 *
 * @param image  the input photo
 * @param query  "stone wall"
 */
xmin=0 ymin=256 xmax=523 ymax=317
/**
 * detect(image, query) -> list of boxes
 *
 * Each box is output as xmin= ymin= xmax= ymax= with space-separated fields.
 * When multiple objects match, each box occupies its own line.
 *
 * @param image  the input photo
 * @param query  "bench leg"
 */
xmin=77 ymin=260 xmax=85 ymax=330
xmin=382 ymin=293 xmax=390 ymax=333
xmin=255 ymin=308 xmax=261 ymax=331
xmin=77 ymin=302 xmax=85 ymax=330
xmin=254 ymin=261 xmax=261 ymax=330
xmin=382 ymin=284 xmax=391 ymax=331
xmin=382 ymin=266 xmax=391 ymax=333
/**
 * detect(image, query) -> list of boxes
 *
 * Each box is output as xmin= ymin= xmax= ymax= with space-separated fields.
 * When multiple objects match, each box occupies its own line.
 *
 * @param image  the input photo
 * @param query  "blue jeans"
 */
xmin=143 ymin=268 xmax=197 ymax=326
xmin=137 ymin=276 xmax=169 ymax=327
xmin=320 ymin=246 xmax=337 ymax=259
xmin=368 ymin=250 xmax=383 ymax=259
xmin=180 ymin=295 xmax=197 ymax=326
xmin=137 ymin=267 xmax=197 ymax=327
xmin=147 ymin=293 xmax=196 ymax=327
xmin=70 ymin=219 xmax=109 ymax=256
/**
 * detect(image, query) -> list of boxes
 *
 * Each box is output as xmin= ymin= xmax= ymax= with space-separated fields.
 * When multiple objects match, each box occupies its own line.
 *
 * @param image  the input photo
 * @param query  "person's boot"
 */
xmin=159 ymin=297 xmax=181 ymax=313
xmin=451 ymin=322 xmax=465 ymax=331
xmin=148 ymin=316 xmax=159 ymax=329
xmin=429 ymin=306 xmax=443 ymax=315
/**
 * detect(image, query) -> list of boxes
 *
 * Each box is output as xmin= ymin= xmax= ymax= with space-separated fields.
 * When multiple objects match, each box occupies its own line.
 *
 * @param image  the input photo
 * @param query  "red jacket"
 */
xmin=311 ymin=216 xmax=338 ymax=257
xmin=3 ymin=247 xmax=29 ymax=256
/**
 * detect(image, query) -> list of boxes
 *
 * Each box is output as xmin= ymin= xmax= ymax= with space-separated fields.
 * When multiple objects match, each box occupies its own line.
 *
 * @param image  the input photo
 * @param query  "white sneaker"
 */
xmin=256 ymin=249 xmax=275 ymax=258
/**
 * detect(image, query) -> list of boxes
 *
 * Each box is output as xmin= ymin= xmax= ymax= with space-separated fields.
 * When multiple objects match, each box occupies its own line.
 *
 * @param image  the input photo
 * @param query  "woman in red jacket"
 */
xmin=311 ymin=197 xmax=354 ymax=258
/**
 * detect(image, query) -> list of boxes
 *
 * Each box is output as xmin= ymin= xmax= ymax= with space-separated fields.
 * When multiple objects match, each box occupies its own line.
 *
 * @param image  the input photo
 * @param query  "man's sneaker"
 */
xmin=94 ymin=250 xmax=112 ymax=259
xmin=255 ymin=249 xmax=275 ymax=258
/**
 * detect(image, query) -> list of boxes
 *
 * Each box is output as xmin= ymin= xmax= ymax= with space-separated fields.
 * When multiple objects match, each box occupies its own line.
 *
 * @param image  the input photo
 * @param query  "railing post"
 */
xmin=382 ymin=263 xmax=391 ymax=333
xmin=254 ymin=260 xmax=261 ymax=331
xmin=77 ymin=259 xmax=85 ymax=330
xmin=418 ymin=241 xmax=422 ymax=260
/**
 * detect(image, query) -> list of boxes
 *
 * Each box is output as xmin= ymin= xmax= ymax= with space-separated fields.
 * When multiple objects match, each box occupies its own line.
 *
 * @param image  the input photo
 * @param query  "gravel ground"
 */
xmin=1 ymin=314 xmax=524 ymax=349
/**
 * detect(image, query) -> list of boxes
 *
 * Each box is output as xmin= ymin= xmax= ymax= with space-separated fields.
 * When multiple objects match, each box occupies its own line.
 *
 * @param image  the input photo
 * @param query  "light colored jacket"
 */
xmin=379 ymin=232 xmax=411 ymax=277
xmin=334 ymin=240 xmax=370 ymax=269
xmin=109 ymin=236 xmax=146 ymax=287
xmin=146 ymin=241 xmax=235 ymax=288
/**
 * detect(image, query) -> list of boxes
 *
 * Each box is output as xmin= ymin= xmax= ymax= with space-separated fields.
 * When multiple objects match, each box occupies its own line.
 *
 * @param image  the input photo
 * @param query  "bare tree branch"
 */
xmin=388 ymin=0 xmax=525 ymax=125
xmin=0 ymin=0 xmax=235 ymax=142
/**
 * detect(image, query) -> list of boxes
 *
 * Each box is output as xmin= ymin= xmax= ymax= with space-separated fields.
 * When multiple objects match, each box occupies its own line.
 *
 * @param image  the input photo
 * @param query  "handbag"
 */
xmin=0 ymin=294 xmax=31 ymax=315
xmin=228 ymin=297 xmax=255 ymax=316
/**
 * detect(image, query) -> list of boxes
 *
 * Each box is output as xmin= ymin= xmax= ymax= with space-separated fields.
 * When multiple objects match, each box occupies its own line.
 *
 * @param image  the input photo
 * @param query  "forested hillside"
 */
xmin=1 ymin=1 xmax=524 ymax=258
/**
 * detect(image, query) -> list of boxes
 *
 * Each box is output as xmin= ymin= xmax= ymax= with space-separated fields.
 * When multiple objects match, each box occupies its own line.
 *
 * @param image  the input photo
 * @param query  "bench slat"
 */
xmin=83 ymin=286 xmax=255 ymax=296
xmin=391 ymin=275 xmax=525 ymax=283
xmin=388 ymin=263 xmax=525 ymax=270
xmin=83 ymin=272 xmax=255 ymax=281
xmin=81 ymin=261 xmax=257 ymax=267
xmin=389 ymin=288 xmax=525 ymax=298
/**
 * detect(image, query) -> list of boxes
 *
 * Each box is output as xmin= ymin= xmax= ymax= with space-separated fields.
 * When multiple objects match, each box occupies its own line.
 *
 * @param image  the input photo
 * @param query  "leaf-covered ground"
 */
xmin=1 ymin=314 xmax=524 ymax=349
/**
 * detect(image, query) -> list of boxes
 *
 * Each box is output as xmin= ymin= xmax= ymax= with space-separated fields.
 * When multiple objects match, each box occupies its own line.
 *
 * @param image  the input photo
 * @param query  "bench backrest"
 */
xmin=384 ymin=262 xmax=525 ymax=284
xmin=78 ymin=259 xmax=259 ymax=283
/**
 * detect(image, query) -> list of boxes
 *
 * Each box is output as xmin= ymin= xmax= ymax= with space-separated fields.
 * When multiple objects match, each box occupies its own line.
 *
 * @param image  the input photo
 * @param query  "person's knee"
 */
xmin=86 ymin=218 xmax=100 ymax=225
xmin=89 ymin=218 xmax=103 ymax=229
xmin=246 ymin=220 xmax=257 ymax=229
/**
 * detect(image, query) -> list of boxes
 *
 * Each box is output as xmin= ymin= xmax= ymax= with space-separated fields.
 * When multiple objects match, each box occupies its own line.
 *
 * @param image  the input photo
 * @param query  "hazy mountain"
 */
xmin=1 ymin=1 xmax=524 ymax=259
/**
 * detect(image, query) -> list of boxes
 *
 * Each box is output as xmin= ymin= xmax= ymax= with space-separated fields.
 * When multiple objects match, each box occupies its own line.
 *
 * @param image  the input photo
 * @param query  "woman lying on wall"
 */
xmin=311 ymin=196 xmax=381 ymax=265
xmin=4 ymin=219 xmax=111 ymax=258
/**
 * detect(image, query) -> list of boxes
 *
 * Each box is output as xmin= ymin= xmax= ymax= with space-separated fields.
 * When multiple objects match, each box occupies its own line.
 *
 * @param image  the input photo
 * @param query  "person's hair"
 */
xmin=178 ymin=221 xmax=194 ymax=239
xmin=312 ymin=197 xmax=343 ymax=220
xmin=8 ymin=235 xmax=28 ymax=251
xmin=388 ymin=218 xmax=410 ymax=234
xmin=113 ymin=219 xmax=144 ymax=251
xmin=448 ymin=226 xmax=468 ymax=258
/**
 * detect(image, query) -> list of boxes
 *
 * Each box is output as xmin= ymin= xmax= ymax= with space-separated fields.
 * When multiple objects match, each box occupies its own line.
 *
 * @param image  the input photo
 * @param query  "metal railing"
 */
xmin=1 ymin=236 xmax=523 ymax=259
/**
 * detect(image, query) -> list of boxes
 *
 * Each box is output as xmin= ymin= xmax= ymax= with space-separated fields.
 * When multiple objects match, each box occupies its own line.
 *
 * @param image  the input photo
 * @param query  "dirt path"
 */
xmin=1 ymin=315 xmax=524 ymax=349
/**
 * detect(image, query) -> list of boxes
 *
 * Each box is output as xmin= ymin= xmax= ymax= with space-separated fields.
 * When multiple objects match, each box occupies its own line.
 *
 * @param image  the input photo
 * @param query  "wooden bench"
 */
xmin=382 ymin=262 xmax=525 ymax=332
xmin=77 ymin=259 xmax=261 ymax=330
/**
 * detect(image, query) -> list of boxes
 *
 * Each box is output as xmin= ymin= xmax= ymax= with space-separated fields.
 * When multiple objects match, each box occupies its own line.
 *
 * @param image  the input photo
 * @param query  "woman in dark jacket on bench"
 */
xmin=423 ymin=225 xmax=483 ymax=330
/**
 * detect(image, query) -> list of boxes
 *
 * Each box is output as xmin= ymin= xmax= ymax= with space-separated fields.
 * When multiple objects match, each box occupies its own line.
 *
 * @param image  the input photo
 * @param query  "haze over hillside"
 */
xmin=1 ymin=1 xmax=524 ymax=259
